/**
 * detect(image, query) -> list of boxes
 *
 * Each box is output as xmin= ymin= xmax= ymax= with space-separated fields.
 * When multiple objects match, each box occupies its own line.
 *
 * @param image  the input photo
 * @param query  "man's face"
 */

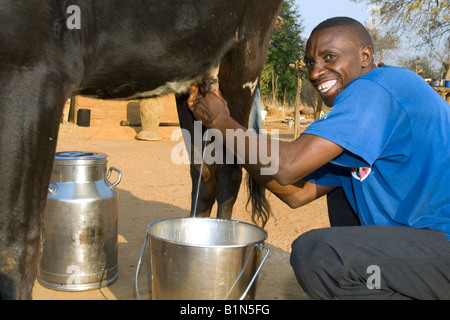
xmin=305 ymin=26 xmax=374 ymax=107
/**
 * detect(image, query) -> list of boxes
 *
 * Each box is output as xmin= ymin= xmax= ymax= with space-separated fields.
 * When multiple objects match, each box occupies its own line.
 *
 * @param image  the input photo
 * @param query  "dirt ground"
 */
xmin=31 ymin=94 xmax=330 ymax=300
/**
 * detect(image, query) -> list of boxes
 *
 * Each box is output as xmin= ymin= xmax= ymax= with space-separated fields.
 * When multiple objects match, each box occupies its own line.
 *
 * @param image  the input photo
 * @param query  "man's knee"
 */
xmin=290 ymin=228 xmax=327 ymax=270
xmin=290 ymin=228 xmax=340 ymax=271
xmin=290 ymin=228 xmax=343 ymax=299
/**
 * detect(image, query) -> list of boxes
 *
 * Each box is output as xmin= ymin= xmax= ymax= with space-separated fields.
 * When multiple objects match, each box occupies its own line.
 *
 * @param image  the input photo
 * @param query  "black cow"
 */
xmin=0 ymin=0 xmax=282 ymax=299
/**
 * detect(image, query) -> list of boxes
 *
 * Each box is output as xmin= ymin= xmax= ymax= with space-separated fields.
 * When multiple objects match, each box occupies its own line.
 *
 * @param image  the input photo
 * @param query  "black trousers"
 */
xmin=290 ymin=188 xmax=450 ymax=299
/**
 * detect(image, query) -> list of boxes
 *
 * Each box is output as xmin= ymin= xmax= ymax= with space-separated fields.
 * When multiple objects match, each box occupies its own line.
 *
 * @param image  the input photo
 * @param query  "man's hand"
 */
xmin=187 ymin=85 xmax=230 ymax=128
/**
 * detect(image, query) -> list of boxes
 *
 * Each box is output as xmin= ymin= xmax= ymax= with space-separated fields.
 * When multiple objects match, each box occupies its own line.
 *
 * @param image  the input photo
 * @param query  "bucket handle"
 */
xmin=237 ymin=244 xmax=270 ymax=300
xmin=107 ymin=167 xmax=122 ymax=187
xmin=135 ymin=230 xmax=150 ymax=300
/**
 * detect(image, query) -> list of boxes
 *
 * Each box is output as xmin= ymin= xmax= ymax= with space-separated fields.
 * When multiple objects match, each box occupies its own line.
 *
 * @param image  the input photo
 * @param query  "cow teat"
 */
xmin=202 ymin=78 xmax=219 ymax=94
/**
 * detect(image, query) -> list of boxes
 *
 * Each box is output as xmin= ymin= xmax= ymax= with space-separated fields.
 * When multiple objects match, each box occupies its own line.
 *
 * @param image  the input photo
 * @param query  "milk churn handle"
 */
xmin=238 ymin=244 xmax=270 ymax=300
xmin=107 ymin=167 xmax=122 ymax=187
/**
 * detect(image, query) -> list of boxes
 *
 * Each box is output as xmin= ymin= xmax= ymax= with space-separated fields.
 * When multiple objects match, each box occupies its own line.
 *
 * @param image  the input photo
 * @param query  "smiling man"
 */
xmin=188 ymin=17 xmax=450 ymax=299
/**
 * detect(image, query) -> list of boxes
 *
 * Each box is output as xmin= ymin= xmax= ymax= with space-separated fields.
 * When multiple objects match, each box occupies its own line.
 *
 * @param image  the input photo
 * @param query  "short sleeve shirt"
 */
xmin=304 ymin=66 xmax=450 ymax=239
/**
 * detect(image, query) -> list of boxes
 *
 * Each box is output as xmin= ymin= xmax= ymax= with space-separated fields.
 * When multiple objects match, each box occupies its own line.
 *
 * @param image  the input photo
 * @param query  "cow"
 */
xmin=0 ymin=0 xmax=282 ymax=299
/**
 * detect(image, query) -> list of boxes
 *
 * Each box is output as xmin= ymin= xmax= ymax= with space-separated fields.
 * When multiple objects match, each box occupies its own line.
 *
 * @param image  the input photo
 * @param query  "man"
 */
xmin=188 ymin=17 xmax=450 ymax=299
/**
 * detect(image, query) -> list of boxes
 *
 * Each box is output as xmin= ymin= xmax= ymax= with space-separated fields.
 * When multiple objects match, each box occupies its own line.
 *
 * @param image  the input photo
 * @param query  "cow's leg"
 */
xmin=214 ymin=162 xmax=242 ymax=220
xmin=0 ymin=68 xmax=67 ymax=299
xmin=176 ymin=94 xmax=218 ymax=217
xmin=216 ymin=35 xmax=274 ymax=225
xmin=175 ymin=65 xmax=266 ymax=222
xmin=189 ymin=161 xmax=218 ymax=217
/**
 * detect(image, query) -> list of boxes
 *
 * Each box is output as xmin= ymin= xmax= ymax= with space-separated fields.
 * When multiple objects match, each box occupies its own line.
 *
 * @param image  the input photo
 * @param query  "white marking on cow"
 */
xmin=127 ymin=64 xmax=221 ymax=99
xmin=128 ymin=78 xmax=200 ymax=99
xmin=242 ymin=77 xmax=259 ymax=95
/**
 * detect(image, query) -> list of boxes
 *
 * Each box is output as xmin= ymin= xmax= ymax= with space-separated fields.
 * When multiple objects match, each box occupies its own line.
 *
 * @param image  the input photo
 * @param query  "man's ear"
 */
xmin=361 ymin=46 xmax=374 ymax=68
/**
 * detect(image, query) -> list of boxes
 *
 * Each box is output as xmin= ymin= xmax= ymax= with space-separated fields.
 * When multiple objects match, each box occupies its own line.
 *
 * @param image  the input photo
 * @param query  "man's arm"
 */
xmin=188 ymin=86 xmax=343 ymax=207
xmin=264 ymin=178 xmax=336 ymax=208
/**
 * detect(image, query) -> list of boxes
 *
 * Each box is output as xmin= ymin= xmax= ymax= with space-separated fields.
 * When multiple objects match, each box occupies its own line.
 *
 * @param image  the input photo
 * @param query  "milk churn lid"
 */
xmin=54 ymin=151 xmax=108 ymax=165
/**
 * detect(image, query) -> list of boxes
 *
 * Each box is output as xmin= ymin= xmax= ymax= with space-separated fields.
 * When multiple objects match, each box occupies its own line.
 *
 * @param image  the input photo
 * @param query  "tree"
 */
xmin=352 ymin=0 xmax=450 ymax=79
xmin=260 ymin=0 xmax=305 ymax=102
xmin=399 ymin=55 xmax=440 ymax=78
xmin=368 ymin=30 xmax=400 ymax=63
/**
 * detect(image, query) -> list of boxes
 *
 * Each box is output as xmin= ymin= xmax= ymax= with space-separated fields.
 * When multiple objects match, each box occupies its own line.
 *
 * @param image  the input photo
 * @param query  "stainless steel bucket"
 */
xmin=136 ymin=217 xmax=270 ymax=300
xmin=38 ymin=151 xmax=122 ymax=291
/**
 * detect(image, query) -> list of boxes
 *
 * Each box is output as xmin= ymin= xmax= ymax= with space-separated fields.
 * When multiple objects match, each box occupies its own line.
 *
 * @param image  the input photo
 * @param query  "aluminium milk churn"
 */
xmin=38 ymin=151 xmax=122 ymax=291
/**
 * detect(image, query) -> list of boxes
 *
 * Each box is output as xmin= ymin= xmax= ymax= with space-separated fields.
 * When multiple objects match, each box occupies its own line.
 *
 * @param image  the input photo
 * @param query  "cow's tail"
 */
xmin=246 ymin=86 xmax=272 ymax=228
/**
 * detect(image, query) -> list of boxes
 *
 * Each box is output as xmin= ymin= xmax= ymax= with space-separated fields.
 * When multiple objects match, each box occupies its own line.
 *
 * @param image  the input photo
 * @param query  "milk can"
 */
xmin=38 ymin=151 xmax=122 ymax=291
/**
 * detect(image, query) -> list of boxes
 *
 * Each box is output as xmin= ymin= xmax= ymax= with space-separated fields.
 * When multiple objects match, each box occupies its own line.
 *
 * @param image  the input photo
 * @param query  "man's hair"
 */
xmin=311 ymin=17 xmax=374 ymax=50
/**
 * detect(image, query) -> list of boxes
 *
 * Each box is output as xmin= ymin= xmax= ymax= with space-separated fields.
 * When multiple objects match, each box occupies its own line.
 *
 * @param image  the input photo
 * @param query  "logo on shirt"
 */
xmin=351 ymin=167 xmax=372 ymax=182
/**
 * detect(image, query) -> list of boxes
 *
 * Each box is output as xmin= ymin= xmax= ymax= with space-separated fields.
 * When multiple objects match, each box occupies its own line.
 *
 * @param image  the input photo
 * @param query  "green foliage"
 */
xmin=260 ymin=0 xmax=305 ymax=101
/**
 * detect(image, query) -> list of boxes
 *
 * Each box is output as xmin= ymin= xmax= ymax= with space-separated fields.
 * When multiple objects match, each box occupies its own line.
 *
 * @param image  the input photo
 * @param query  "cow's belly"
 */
xmin=127 ymin=78 xmax=199 ymax=99
xmin=80 ymin=64 xmax=220 ymax=100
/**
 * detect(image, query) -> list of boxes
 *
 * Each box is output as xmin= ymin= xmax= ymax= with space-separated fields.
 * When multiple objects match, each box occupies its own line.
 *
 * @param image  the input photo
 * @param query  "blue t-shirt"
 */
xmin=304 ymin=66 xmax=450 ymax=239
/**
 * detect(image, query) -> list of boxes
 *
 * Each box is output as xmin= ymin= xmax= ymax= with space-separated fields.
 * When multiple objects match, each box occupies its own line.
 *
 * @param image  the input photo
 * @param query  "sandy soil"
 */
xmin=31 ymin=95 xmax=330 ymax=300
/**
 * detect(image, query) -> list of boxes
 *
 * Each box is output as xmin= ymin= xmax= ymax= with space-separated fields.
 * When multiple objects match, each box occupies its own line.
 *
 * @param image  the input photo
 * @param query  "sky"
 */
xmin=294 ymin=0 xmax=371 ymax=38
xmin=293 ymin=1 xmax=443 ymax=73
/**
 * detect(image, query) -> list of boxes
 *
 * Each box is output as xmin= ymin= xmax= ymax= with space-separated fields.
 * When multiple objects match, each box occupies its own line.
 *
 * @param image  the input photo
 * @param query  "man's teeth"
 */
xmin=318 ymin=80 xmax=337 ymax=93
